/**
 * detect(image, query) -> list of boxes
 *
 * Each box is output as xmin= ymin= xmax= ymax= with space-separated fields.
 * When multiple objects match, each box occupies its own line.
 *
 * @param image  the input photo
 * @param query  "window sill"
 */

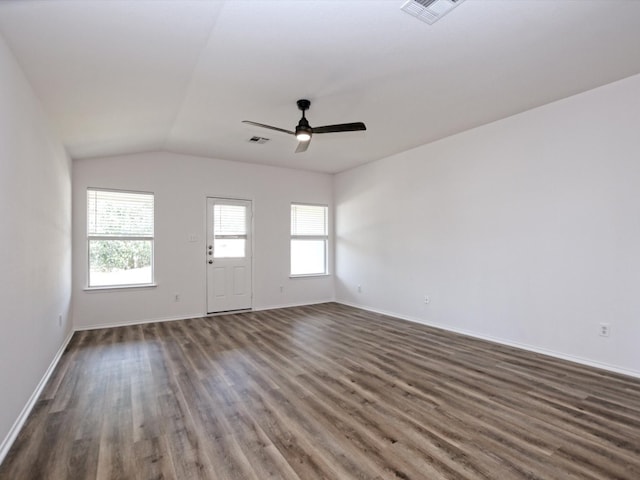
xmin=289 ymin=274 xmax=331 ymax=279
xmin=84 ymin=283 xmax=157 ymax=292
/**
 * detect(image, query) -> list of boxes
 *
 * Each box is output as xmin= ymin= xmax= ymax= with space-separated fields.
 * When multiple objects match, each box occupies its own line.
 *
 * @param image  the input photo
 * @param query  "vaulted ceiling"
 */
xmin=2 ymin=0 xmax=640 ymax=173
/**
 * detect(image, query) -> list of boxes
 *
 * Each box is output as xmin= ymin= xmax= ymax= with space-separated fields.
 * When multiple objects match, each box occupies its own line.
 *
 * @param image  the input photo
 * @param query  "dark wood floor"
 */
xmin=1 ymin=303 xmax=639 ymax=479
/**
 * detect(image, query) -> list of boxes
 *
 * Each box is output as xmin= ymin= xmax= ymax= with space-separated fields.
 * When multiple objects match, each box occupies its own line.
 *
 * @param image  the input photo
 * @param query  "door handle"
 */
xmin=208 ymin=260 xmax=213 ymax=264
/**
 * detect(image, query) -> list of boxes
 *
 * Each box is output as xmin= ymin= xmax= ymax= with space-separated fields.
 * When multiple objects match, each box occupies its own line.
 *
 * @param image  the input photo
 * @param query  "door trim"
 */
xmin=205 ymin=196 xmax=254 ymax=314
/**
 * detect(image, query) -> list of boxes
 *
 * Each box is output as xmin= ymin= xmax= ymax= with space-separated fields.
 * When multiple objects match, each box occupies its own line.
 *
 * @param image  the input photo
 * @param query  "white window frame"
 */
xmin=86 ymin=188 xmax=155 ymax=289
xmin=290 ymin=203 xmax=329 ymax=277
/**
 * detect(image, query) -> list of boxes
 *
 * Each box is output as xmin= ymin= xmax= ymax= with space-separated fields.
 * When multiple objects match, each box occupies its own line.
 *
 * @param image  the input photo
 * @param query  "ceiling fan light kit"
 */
xmin=296 ymin=130 xmax=311 ymax=142
xmin=243 ymin=99 xmax=366 ymax=153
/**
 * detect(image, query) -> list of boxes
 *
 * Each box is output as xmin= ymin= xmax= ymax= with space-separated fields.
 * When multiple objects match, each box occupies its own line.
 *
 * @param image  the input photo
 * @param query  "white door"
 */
xmin=206 ymin=198 xmax=252 ymax=313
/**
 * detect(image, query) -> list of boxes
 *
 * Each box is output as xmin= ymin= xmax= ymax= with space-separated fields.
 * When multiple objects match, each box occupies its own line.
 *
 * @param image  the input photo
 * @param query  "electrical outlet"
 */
xmin=174 ymin=293 xmax=180 ymax=302
xmin=279 ymin=285 xmax=284 ymax=293
xmin=599 ymin=323 xmax=610 ymax=337
xmin=424 ymin=296 xmax=431 ymax=304
xmin=357 ymin=284 xmax=362 ymax=293
xmin=58 ymin=314 xmax=62 ymax=326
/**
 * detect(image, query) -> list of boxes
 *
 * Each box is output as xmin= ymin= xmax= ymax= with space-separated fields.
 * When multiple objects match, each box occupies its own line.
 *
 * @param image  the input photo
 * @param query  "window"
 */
xmin=213 ymin=203 xmax=247 ymax=258
xmin=87 ymin=188 xmax=154 ymax=287
xmin=291 ymin=203 xmax=328 ymax=276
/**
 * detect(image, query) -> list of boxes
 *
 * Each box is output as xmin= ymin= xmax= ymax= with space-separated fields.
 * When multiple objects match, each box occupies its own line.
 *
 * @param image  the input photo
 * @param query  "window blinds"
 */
xmin=291 ymin=204 xmax=327 ymax=236
xmin=213 ymin=204 xmax=246 ymax=236
xmin=87 ymin=189 xmax=154 ymax=237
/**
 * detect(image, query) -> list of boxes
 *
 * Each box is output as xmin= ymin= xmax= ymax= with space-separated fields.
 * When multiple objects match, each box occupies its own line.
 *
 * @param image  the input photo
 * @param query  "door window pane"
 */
xmin=214 ymin=238 xmax=246 ymax=258
xmin=213 ymin=203 xmax=247 ymax=258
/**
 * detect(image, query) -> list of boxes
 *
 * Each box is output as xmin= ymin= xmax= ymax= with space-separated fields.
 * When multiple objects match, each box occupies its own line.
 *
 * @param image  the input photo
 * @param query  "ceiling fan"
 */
xmin=242 ymin=99 xmax=366 ymax=153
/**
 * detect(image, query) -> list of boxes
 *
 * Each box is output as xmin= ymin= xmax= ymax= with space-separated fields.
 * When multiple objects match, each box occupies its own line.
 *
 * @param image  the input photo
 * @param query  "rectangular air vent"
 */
xmin=401 ymin=0 xmax=466 ymax=24
xmin=248 ymin=136 xmax=270 ymax=144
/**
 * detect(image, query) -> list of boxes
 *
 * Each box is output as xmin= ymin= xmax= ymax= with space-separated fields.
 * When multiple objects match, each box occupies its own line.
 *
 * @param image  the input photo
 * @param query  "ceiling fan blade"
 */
xmin=295 ymin=139 xmax=311 ymax=153
xmin=312 ymin=122 xmax=366 ymax=134
xmin=242 ymin=120 xmax=295 ymax=135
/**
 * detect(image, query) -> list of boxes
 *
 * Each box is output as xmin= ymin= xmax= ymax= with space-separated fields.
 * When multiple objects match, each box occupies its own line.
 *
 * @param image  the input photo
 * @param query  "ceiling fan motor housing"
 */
xmin=297 ymin=99 xmax=311 ymax=111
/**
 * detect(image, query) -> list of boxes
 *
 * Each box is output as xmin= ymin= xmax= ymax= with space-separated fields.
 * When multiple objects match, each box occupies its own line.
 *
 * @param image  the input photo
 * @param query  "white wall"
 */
xmin=72 ymin=152 xmax=334 ymax=328
xmin=0 ymin=36 xmax=72 ymax=454
xmin=335 ymin=73 xmax=640 ymax=376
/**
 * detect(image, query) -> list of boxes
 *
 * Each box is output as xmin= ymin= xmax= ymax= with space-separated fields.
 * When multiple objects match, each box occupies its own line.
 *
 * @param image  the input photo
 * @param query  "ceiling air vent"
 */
xmin=248 ymin=136 xmax=270 ymax=144
xmin=401 ymin=0 xmax=466 ymax=24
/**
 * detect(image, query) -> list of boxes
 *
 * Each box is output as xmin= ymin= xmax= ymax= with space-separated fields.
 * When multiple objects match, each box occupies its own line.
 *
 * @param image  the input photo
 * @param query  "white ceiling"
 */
xmin=1 ymin=0 xmax=640 ymax=174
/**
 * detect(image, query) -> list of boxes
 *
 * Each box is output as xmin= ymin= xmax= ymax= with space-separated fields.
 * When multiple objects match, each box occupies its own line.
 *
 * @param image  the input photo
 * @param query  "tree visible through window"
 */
xmin=87 ymin=188 xmax=154 ymax=287
xmin=291 ymin=203 xmax=328 ymax=276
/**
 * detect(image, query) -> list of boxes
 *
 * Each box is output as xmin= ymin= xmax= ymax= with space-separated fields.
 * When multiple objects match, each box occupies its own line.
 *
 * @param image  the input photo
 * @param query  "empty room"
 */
xmin=1 ymin=0 xmax=639 ymax=478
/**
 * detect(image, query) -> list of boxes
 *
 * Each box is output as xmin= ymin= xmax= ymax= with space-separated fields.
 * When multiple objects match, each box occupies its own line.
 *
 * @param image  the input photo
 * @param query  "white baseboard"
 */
xmin=74 ymin=313 xmax=206 ymax=331
xmin=336 ymin=301 xmax=640 ymax=380
xmin=252 ymin=299 xmax=335 ymax=312
xmin=0 ymin=329 xmax=74 ymax=465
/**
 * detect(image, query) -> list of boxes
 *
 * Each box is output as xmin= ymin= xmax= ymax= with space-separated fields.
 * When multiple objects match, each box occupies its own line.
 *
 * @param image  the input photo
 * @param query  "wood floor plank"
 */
xmin=1 ymin=302 xmax=639 ymax=479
